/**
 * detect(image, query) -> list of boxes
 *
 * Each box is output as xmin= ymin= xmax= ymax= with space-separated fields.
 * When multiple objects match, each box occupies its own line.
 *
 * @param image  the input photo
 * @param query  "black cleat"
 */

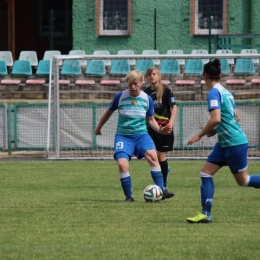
xmin=124 ymin=196 xmax=134 ymax=202
xmin=162 ymin=190 xmax=174 ymax=200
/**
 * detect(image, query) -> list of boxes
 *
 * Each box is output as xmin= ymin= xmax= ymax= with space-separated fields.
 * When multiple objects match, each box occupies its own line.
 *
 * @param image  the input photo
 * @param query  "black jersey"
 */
xmin=144 ymin=85 xmax=176 ymax=126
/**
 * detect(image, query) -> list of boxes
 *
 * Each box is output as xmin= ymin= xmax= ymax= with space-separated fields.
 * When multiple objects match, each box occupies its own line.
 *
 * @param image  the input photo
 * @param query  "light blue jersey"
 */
xmin=109 ymin=89 xmax=154 ymax=135
xmin=207 ymin=83 xmax=248 ymax=148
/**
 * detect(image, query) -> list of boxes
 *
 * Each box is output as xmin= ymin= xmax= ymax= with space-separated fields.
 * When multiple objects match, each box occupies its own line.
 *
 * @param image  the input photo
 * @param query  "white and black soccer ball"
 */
xmin=143 ymin=184 xmax=163 ymax=202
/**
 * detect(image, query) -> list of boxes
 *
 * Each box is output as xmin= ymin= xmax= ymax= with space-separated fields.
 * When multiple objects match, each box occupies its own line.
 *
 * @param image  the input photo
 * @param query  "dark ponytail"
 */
xmin=203 ymin=59 xmax=221 ymax=80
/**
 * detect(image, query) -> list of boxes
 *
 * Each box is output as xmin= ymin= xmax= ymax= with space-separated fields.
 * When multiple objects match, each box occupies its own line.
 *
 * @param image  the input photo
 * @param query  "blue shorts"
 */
xmin=207 ymin=142 xmax=248 ymax=173
xmin=114 ymin=134 xmax=156 ymax=161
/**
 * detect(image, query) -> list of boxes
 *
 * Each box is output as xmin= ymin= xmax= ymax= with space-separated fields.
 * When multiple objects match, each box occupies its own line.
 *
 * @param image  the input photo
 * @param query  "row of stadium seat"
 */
xmin=0 ymin=77 xmax=259 ymax=102
xmin=0 ymin=57 xmax=257 ymax=79
xmin=1 ymin=75 xmax=260 ymax=88
xmin=1 ymin=48 xmax=259 ymax=69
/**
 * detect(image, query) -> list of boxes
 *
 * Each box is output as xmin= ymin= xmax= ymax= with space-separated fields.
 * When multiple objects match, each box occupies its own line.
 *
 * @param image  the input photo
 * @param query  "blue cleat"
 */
xmin=124 ymin=196 xmax=134 ymax=202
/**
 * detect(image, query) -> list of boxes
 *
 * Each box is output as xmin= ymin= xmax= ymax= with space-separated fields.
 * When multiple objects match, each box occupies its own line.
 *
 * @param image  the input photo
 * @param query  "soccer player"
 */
xmin=144 ymin=67 xmax=177 ymax=190
xmin=95 ymin=70 xmax=174 ymax=202
xmin=186 ymin=59 xmax=260 ymax=223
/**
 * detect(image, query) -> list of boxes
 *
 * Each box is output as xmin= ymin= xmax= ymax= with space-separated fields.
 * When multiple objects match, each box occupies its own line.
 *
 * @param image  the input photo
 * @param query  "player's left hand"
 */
xmin=187 ymin=134 xmax=200 ymax=145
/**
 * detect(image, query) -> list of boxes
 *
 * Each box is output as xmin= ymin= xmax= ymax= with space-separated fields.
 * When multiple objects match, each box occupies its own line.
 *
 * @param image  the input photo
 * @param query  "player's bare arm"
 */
xmin=187 ymin=109 xmax=220 ymax=145
xmin=148 ymin=116 xmax=172 ymax=135
xmin=207 ymin=128 xmax=217 ymax=137
xmin=95 ymin=109 xmax=113 ymax=135
xmin=169 ymin=105 xmax=178 ymax=127
xmin=235 ymin=108 xmax=240 ymax=122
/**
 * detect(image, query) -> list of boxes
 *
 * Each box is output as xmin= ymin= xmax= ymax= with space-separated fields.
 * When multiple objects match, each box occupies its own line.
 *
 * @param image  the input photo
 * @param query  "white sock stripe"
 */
xmin=150 ymin=166 xmax=161 ymax=172
xmin=200 ymin=171 xmax=212 ymax=178
xmin=119 ymin=172 xmax=130 ymax=179
xmin=243 ymin=175 xmax=250 ymax=186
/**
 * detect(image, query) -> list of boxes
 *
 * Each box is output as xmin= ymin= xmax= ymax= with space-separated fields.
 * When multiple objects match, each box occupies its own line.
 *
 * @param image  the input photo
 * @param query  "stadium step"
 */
xmin=0 ymin=76 xmax=259 ymax=101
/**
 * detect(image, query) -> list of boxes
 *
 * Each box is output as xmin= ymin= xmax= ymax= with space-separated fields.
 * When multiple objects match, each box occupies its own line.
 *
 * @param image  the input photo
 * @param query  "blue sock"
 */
xmin=120 ymin=175 xmax=132 ymax=198
xmin=248 ymin=175 xmax=260 ymax=188
xmin=200 ymin=175 xmax=214 ymax=217
xmin=150 ymin=166 xmax=164 ymax=190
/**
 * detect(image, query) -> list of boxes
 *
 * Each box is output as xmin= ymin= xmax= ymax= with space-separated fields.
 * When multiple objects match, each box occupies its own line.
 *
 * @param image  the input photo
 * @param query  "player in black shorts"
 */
xmin=144 ymin=67 xmax=177 ymax=190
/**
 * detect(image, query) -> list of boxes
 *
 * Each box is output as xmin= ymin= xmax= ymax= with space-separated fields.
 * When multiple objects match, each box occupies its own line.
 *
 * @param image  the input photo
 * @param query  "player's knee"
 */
xmin=240 ymin=176 xmax=250 ymax=187
xmin=200 ymin=171 xmax=212 ymax=178
xmin=145 ymin=149 xmax=157 ymax=161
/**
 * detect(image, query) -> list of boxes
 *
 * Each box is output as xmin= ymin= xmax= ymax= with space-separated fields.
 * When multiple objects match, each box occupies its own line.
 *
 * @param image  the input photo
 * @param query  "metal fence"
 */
xmin=1 ymin=102 xmax=259 ymax=159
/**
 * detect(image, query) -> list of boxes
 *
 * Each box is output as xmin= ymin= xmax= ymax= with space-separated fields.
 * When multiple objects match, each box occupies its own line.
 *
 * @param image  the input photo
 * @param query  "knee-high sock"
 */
xmin=159 ymin=160 xmax=168 ymax=187
xmin=200 ymin=171 xmax=214 ymax=216
xmin=119 ymin=172 xmax=132 ymax=198
xmin=243 ymin=175 xmax=260 ymax=188
xmin=150 ymin=166 xmax=164 ymax=190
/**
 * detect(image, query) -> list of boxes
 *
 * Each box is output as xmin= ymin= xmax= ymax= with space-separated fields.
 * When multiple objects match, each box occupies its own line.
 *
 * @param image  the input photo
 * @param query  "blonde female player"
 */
xmin=95 ymin=70 xmax=174 ymax=202
xmin=144 ymin=67 xmax=177 ymax=190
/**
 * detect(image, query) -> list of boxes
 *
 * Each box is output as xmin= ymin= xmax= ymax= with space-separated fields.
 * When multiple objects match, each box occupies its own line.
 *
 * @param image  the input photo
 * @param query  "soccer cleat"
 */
xmin=162 ymin=190 xmax=174 ymax=200
xmin=124 ymin=196 xmax=134 ymax=202
xmin=186 ymin=212 xmax=213 ymax=224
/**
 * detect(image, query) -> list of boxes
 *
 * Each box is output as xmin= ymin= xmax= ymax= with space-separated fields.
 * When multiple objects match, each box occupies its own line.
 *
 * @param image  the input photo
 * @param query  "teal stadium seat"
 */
xmin=61 ymin=60 xmax=82 ymax=76
xmin=136 ymin=59 xmax=154 ymax=74
xmin=184 ymin=59 xmax=204 ymax=76
xmin=11 ymin=60 xmax=32 ymax=76
xmin=219 ymin=58 xmax=230 ymax=75
xmin=85 ymin=60 xmax=106 ymax=76
xmin=110 ymin=59 xmax=130 ymax=76
xmin=234 ymin=58 xmax=255 ymax=75
xmin=160 ymin=59 xmax=180 ymax=76
xmin=0 ymin=60 xmax=8 ymax=76
xmin=35 ymin=60 xmax=51 ymax=76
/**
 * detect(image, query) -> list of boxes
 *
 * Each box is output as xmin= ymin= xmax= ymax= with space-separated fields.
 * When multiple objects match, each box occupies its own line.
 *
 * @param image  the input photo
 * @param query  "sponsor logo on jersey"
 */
xmin=210 ymin=100 xmax=218 ymax=107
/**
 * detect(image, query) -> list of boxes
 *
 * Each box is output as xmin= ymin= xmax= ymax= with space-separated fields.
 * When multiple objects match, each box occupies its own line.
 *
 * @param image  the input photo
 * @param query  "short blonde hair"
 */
xmin=124 ymin=70 xmax=144 ymax=85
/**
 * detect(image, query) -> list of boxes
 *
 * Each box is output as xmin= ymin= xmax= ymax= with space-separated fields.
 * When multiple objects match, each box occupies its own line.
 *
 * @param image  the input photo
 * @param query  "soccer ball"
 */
xmin=143 ymin=184 xmax=163 ymax=202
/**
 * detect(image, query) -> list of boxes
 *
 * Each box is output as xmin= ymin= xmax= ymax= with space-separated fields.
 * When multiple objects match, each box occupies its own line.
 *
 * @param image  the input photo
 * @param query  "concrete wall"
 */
xmin=72 ymin=0 xmax=260 ymax=54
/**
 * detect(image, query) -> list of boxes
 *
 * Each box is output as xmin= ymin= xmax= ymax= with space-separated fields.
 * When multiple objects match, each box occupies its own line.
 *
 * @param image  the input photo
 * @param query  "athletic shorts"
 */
xmin=148 ymin=127 xmax=174 ymax=152
xmin=207 ymin=142 xmax=248 ymax=173
xmin=114 ymin=133 xmax=156 ymax=161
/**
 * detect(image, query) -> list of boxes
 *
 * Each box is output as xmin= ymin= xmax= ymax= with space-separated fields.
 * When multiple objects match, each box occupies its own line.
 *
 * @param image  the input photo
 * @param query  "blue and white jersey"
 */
xmin=207 ymin=83 xmax=248 ymax=148
xmin=109 ymin=89 xmax=154 ymax=135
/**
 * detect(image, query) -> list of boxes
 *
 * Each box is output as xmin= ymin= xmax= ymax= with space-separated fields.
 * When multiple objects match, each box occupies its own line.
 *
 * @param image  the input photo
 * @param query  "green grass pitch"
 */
xmin=0 ymin=160 xmax=260 ymax=259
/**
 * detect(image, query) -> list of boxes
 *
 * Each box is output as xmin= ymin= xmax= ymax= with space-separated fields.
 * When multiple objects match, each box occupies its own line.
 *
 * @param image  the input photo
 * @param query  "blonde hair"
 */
xmin=145 ymin=67 xmax=163 ymax=102
xmin=124 ymin=70 xmax=144 ymax=85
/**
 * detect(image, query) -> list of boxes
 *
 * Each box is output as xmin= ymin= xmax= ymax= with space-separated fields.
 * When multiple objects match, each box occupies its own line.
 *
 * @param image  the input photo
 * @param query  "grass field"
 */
xmin=0 ymin=160 xmax=260 ymax=259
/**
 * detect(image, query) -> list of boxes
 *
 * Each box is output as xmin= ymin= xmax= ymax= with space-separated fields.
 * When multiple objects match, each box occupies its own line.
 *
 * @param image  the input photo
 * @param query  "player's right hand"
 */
xmin=160 ymin=124 xmax=172 ymax=135
xmin=95 ymin=128 xmax=101 ymax=135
